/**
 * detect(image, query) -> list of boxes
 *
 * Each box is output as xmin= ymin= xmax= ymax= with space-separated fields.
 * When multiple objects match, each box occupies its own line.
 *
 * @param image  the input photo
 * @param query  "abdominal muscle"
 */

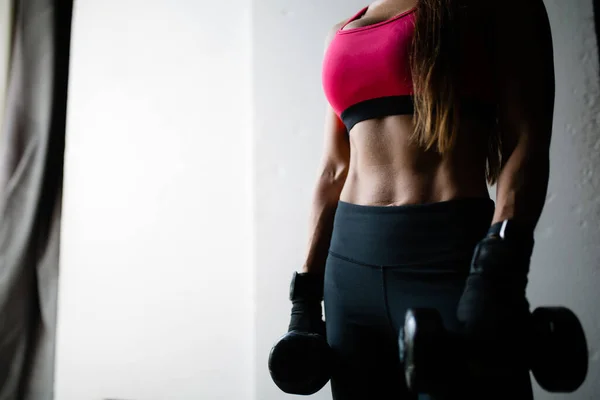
xmin=339 ymin=115 xmax=491 ymax=206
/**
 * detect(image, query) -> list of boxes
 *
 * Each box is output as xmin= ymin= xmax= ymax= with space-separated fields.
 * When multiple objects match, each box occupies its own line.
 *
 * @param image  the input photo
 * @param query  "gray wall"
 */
xmin=254 ymin=1 xmax=600 ymax=399
xmin=528 ymin=1 xmax=600 ymax=398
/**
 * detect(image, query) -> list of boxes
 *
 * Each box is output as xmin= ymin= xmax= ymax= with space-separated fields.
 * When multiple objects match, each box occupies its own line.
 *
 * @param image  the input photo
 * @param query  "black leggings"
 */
xmin=323 ymin=199 xmax=533 ymax=400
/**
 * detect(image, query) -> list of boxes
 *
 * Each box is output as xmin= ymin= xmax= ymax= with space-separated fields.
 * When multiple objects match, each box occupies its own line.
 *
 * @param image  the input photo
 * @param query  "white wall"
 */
xmin=55 ymin=1 xmax=254 ymax=399
xmin=56 ymin=0 xmax=599 ymax=399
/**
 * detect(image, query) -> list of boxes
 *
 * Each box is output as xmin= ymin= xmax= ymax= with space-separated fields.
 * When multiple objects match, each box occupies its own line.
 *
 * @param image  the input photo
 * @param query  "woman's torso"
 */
xmin=324 ymin=0 xmax=496 ymax=206
xmin=340 ymin=116 xmax=490 ymax=205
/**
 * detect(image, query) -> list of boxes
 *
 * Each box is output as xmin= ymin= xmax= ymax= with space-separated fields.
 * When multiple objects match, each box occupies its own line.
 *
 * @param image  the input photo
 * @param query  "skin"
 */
xmin=302 ymin=0 xmax=555 ymax=276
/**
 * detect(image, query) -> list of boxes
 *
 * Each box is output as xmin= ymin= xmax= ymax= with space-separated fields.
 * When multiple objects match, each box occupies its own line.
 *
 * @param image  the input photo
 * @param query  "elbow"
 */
xmin=314 ymin=162 xmax=349 ymax=202
xmin=499 ymin=139 xmax=550 ymax=194
xmin=503 ymin=131 xmax=550 ymax=172
xmin=319 ymin=161 xmax=349 ymax=186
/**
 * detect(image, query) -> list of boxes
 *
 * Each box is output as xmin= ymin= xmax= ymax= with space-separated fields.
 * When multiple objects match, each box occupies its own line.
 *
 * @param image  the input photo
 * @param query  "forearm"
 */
xmin=301 ymin=174 xmax=346 ymax=276
xmin=493 ymin=138 xmax=550 ymax=231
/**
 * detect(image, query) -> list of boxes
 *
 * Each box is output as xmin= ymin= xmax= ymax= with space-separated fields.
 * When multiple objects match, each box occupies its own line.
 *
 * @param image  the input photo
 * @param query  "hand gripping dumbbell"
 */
xmin=268 ymin=272 xmax=334 ymax=395
xmin=399 ymin=307 xmax=588 ymax=394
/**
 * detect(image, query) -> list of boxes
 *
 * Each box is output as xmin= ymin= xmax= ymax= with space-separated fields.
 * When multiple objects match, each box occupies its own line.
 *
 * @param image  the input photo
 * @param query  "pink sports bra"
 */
xmin=322 ymin=6 xmax=496 ymax=132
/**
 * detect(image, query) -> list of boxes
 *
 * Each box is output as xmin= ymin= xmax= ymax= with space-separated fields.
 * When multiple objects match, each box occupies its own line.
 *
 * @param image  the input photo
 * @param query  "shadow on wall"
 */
xmin=595 ymin=0 xmax=600 ymax=76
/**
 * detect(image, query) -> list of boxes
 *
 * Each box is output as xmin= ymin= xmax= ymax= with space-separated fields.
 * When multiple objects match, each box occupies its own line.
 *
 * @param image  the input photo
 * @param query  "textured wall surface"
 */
xmin=527 ymin=1 xmax=600 ymax=398
xmin=254 ymin=1 xmax=600 ymax=399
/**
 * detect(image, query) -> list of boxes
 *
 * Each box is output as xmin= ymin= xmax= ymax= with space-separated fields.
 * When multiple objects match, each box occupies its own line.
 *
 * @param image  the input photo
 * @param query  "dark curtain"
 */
xmin=595 ymin=0 xmax=600 ymax=77
xmin=0 ymin=0 xmax=73 ymax=399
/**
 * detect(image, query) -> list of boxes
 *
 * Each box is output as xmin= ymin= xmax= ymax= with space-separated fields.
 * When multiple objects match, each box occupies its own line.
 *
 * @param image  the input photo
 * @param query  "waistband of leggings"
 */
xmin=329 ymin=197 xmax=495 ymax=268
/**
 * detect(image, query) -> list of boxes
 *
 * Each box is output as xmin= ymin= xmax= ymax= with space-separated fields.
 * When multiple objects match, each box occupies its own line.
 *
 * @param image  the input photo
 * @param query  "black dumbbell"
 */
xmin=268 ymin=272 xmax=334 ymax=395
xmin=268 ymin=330 xmax=334 ymax=395
xmin=399 ymin=307 xmax=588 ymax=394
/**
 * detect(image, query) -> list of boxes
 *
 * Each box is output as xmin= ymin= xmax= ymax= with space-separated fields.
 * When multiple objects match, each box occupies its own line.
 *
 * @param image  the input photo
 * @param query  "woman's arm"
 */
xmin=301 ymin=105 xmax=349 ymax=276
xmin=301 ymin=23 xmax=351 ymax=276
xmin=491 ymin=0 xmax=555 ymax=230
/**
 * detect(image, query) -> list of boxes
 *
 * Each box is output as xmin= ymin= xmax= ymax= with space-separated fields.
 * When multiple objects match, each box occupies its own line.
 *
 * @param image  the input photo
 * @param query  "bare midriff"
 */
xmin=339 ymin=115 xmax=491 ymax=206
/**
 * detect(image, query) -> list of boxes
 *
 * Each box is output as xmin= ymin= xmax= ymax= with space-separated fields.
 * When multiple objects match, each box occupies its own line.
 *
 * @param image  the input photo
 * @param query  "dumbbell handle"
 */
xmin=443 ymin=332 xmax=533 ymax=378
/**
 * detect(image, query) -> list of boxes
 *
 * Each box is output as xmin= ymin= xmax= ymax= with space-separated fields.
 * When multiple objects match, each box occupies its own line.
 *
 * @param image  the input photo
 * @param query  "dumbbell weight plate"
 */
xmin=530 ymin=307 xmax=588 ymax=393
xmin=399 ymin=308 xmax=448 ymax=393
xmin=268 ymin=331 xmax=333 ymax=395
